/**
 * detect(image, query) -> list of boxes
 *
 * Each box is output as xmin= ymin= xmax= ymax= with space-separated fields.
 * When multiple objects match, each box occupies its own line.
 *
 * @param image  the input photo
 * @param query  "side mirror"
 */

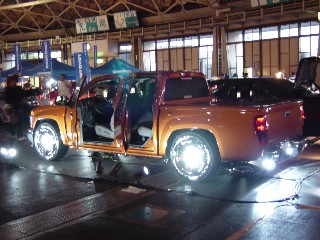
xmin=55 ymin=95 xmax=68 ymax=106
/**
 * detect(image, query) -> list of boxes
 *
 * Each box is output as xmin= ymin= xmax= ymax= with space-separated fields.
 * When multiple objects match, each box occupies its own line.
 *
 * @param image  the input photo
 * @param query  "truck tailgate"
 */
xmin=264 ymin=100 xmax=303 ymax=144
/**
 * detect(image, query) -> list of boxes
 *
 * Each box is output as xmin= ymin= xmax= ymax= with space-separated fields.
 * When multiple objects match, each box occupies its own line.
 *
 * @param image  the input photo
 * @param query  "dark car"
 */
xmin=209 ymin=57 xmax=320 ymax=136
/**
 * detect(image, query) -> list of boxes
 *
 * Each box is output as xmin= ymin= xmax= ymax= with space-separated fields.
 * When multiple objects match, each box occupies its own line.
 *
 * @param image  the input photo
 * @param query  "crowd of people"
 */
xmin=1 ymin=73 xmax=76 ymax=141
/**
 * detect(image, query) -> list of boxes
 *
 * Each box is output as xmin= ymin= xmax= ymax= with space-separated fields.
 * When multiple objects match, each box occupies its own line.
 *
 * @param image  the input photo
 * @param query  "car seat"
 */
xmin=95 ymin=113 xmax=114 ymax=139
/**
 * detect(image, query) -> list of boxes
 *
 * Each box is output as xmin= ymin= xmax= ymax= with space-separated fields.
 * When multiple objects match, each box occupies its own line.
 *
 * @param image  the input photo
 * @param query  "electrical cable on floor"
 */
xmin=5 ymin=158 xmax=320 ymax=206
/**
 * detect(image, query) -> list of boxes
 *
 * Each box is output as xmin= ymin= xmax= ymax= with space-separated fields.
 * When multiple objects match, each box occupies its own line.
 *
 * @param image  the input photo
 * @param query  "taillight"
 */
xmin=254 ymin=115 xmax=268 ymax=145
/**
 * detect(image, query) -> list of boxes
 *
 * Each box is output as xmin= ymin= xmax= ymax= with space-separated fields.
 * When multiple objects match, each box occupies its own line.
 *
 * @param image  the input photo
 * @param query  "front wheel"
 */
xmin=169 ymin=131 xmax=220 ymax=181
xmin=34 ymin=122 xmax=68 ymax=161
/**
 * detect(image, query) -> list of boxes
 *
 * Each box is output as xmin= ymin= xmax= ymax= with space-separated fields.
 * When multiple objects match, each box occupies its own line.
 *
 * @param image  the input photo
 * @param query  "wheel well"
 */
xmin=166 ymin=129 xmax=219 ymax=160
xmin=35 ymin=119 xmax=61 ymax=135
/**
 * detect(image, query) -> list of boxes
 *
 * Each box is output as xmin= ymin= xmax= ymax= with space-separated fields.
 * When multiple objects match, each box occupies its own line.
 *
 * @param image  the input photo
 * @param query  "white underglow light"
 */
xmin=1 ymin=147 xmax=17 ymax=157
xmin=1 ymin=147 xmax=8 ymax=155
xmin=182 ymin=145 xmax=203 ymax=169
xmin=262 ymin=158 xmax=276 ymax=171
xmin=143 ymin=166 xmax=149 ymax=175
xmin=8 ymin=148 xmax=17 ymax=157
xmin=283 ymin=143 xmax=298 ymax=156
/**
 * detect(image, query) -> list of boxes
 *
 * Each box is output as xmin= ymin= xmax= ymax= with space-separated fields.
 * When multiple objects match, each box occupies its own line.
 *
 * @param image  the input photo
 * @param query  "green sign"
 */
xmin=114 ymin=11 xmax=139 ymax=29
xmin=76 ymin=15 xmax=109 ymax=34
xmin=251 ymin=0 xmax=290 ymax=8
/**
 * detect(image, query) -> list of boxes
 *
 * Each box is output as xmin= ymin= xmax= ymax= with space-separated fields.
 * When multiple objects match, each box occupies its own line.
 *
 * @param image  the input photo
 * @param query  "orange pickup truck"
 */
xmin=28 ymin=71 xmax=306 ymax=181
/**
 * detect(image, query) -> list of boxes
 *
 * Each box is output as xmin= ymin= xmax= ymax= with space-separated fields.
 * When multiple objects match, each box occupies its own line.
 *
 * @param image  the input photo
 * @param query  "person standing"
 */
xmin=57 ymin=74 xmax=71 ymax=98
xmin=4 ymin=74 xmax=28 ymax=140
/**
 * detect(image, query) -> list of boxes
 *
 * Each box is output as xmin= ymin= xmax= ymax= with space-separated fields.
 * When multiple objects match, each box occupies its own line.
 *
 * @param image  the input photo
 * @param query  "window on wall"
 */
xmin=4 ymin=50 xmax=62 ymax=70
xmin=227 ymin=31 xmax=242 ymax=43
xmin=301 ymin=21 xmax=319 ymax=35
xmin=39 ymin=50 xmax=61 ymax=61
xmin=119 ymin=43 xmax=132 ymax=63
xmin=142 ymin=35 xmax=213 ymax=75
xmin=227 ymin=21 xmax=319 ymax=78
xmin=280 ymin=23 xmax=299 ymax=38
xmin=244 ymin=28 xmax=259 ymax=42
xmin=299 ymin=21 xmax=319 ymax=59
xmin=261 ymin=26 xmax=278 ymax=39
xmin=184 ymin=36 xmax=199 ymax=47
xmin=200 ymin=35 xmax=213 ymax=46
xmin=144 ymin=41 xmax=156 ymax=51
xmin=157 ymin=39 xmax=169 ymax=49
xmin=143 ymin=41 xmax=156 ymax=71
xmin=199 ymin=35 xmax=213 ymax=79
xmin=227 ymin=43 xmax=243 ymax=77
xmin=170 ymin=38 xmax=183 ymax=48
xmin=143 ymin=51 xmax=156 ymax=71
xmin=199 ymin=46 xmax=213 ymax=79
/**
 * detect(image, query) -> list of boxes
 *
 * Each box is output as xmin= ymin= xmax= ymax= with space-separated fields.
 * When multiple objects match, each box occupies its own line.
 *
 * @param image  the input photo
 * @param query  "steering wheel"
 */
xmin=93 ymin=95 xmax=112 ymax=115
xmin=79 ymin=100 xmax=93 ymax=124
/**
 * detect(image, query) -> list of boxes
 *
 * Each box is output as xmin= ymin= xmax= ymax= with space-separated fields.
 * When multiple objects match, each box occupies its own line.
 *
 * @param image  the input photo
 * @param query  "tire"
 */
xmin=34 ymin=122 xmax=68 ymax=161
xmin=169 ymin=131 xmax=220 ymax=181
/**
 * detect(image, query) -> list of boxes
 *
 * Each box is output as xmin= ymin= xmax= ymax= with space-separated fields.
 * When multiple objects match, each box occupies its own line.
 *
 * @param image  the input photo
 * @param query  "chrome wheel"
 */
xmin=34 ymin=123 xmax=64 ymax=161
xmin=170 ymin=132 xmax=219 ymax=181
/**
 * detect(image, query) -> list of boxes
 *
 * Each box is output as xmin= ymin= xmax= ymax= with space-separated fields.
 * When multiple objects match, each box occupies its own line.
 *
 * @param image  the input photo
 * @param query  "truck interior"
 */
xmin=78 ymin=76 xmax=156 ymax=147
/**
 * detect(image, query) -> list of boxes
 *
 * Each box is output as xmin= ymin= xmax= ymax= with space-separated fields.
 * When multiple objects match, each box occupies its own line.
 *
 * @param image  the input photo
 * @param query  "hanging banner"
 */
xmin=14 ymin=44 xmax=22 ymax=73
xmin=42 ymin=40 xmax=52 ymax=71
xmin=86 ymin=53 xmax=91 ymax=83
xmin=74 ymin=52 xmax=86 ymax=84
xmin=75 ymin=15 xmax=109 ymax=34
xmin=82 ymin=42 xmax=88 ymax=54
xmin=81 ymin=42 xmax=91 ymax=82
xmin=94 ymin=45 xmax=97 ymax=68
xmin=114 ymin=10 xmax=139 ymax=29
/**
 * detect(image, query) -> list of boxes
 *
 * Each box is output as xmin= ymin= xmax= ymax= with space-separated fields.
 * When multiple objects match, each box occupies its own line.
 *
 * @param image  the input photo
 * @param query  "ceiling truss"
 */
xmin=0 ymin=0 xmax=318 ymax=51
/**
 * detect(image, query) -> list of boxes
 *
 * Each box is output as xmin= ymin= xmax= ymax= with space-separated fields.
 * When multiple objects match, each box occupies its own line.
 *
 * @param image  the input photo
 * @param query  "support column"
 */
xmin=131 ymin=37 xmax=142 ymax=68
xmin=212 ymin=27 xmax=218 ymax=77
xmin=220 ymin=26 xmax=228 ymax=76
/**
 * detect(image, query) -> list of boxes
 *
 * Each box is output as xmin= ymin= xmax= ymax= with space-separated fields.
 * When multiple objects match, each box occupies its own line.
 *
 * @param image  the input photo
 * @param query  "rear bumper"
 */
xmin=258 ymin=136 xmax=315 ymax=169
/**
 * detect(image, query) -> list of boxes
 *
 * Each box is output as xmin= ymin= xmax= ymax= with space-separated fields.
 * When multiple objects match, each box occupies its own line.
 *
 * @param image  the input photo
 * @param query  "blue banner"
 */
xmin=94 ymin=45 xmax=97 ymax=68
xmin=74 ymin=52 xmax=86 ymax=85
xmin=86 ymin=53 xmax=91 ymax=82
xmin=42 ymin=40 xmax=51 ymax=71
xmin=14 ymin=44 xmax=21 ymax=73
xmin=82 ymin=42 xmax=88 ymax=54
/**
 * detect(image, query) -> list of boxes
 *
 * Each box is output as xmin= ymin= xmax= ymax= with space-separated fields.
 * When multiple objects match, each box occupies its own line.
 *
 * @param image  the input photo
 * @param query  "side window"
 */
xmin=164 ymin=77 xmax=209 ymax=101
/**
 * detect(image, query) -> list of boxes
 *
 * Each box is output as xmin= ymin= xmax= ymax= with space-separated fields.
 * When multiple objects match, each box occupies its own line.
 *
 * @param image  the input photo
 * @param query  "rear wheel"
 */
xmin=34 ymin=122 xmax=68 ymax=161
xmin=169 ymin=131 xmax=220 ymax=181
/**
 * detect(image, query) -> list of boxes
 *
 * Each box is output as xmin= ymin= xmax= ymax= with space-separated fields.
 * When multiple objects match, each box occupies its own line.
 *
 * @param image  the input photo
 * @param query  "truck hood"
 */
xmin=294 ymin=56 xmax=320 ymax=89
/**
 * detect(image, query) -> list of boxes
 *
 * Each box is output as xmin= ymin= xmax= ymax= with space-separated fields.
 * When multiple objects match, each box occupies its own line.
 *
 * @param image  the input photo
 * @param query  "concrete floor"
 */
xmin=0 ymin=127 xmax=320 ymax=240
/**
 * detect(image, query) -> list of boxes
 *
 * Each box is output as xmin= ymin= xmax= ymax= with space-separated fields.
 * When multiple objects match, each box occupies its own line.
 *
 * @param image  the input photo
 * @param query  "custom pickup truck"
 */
xmin=28 ymin=71 xmax=306 ymax=181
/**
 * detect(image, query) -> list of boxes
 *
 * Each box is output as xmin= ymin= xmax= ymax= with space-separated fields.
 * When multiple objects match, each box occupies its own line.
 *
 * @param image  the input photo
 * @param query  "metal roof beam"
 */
xmin=0 ymin=0 xmax=62 ymax=10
